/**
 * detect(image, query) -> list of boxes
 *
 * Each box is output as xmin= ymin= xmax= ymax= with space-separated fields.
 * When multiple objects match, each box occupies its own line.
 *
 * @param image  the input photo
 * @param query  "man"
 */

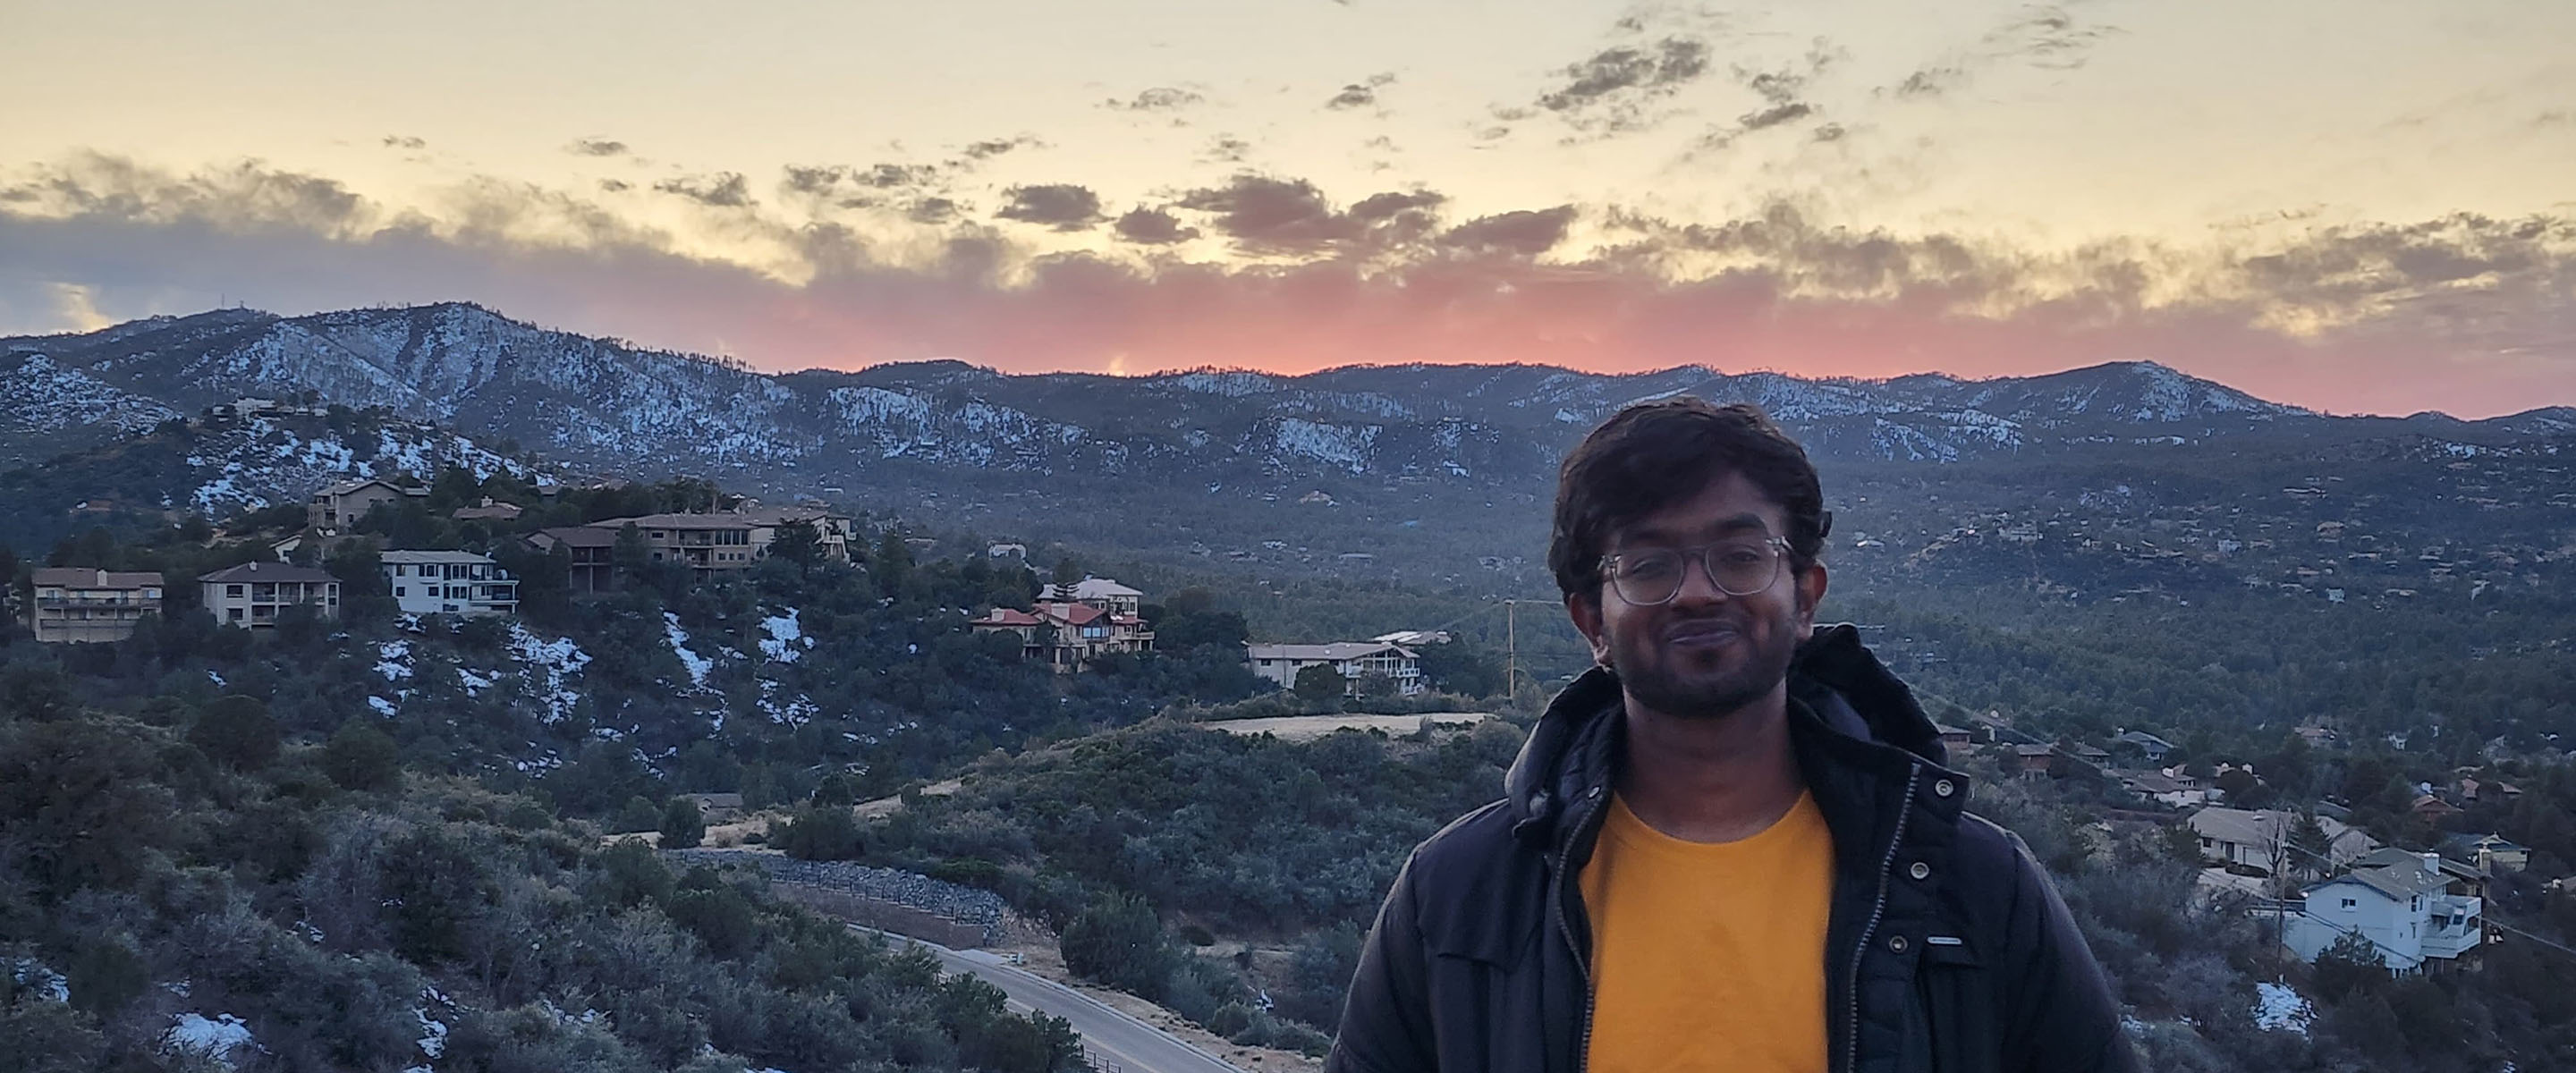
xmin=1328 ymin=399 xmax=2133 ymax=1073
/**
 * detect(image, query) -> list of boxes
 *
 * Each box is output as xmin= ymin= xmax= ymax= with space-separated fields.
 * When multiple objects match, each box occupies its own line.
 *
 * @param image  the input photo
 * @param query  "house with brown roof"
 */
xmin=308 ymin=477 xmax=427 ymax=532
xmin=28 ymin=568 xmax=165 ymax=643
xmin=451 ymin=497 xmax=523 ymax=522
xmin=581 ymin=508 xmax=854 ymax=576
xmin=199 ymin=562 xmax=341 ymax=628
xmin=970 ymin=598 xmax=1155 ymax=672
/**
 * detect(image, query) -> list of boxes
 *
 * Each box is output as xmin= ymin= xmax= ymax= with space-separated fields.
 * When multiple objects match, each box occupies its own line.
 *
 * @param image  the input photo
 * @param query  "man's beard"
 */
xmin=1610 ymin=613 xmax=1800 ymax=719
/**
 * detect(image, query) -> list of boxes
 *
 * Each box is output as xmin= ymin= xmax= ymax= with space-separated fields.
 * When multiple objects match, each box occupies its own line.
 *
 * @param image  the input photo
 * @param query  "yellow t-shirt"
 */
xmin=1578 ymin=790 xmax=1835 ymax=1073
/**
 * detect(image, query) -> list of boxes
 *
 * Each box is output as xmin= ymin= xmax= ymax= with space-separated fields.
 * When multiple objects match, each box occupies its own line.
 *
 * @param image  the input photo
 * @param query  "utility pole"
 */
xmin=1504 ymin=599 xmax=1517 ymax=707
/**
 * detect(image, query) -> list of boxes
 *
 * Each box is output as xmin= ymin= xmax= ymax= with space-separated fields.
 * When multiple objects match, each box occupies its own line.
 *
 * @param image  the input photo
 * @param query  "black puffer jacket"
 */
xmin=1326 ymin=624 xmax=2137 ymax=1073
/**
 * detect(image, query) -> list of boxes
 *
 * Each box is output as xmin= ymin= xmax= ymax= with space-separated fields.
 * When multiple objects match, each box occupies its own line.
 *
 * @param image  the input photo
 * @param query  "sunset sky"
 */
xmin=4 ymin=0 xmax=2572 ymax=417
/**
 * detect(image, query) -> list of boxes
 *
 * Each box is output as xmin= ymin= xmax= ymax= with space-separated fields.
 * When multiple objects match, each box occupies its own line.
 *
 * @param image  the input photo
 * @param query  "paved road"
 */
xmin=869 ymin=931 xmax=1245 ymax=1073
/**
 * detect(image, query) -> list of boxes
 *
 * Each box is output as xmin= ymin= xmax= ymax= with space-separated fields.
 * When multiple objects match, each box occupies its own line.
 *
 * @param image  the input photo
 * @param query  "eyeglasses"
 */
xmin=1599 ymin=536 xmax=1792 ymax=605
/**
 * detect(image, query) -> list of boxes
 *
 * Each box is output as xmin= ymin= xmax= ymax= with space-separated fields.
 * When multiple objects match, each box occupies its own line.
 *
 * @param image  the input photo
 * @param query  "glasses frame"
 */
xmin=1598 ymin=535 xmax=1794 ymax=606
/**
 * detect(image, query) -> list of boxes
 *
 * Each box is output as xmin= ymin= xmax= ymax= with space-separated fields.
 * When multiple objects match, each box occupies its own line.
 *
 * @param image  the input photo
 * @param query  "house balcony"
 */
xmin=2421 ymin=897 xmax=2483 ymax=959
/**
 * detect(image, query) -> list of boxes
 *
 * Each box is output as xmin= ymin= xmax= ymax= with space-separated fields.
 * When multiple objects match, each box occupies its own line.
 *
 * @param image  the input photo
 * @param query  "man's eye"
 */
xmin=1624 ymin=554 xmax=1680 ymax=579
xmin=1716 ymin=546 xmax=1767 ymax=567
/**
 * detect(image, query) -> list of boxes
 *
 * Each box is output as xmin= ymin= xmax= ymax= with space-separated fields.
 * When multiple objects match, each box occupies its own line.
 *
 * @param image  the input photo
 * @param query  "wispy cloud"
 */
xmin=566 ymin=138 xmax=631 ymax=157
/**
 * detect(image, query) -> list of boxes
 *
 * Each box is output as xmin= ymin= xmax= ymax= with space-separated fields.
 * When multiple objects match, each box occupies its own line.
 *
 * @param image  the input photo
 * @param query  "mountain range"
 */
xmin=6 ymin=302 xmax=2572 ymax=583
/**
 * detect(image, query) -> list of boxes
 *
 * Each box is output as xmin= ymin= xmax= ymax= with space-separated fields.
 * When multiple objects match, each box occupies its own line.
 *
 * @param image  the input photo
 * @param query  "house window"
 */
xmin=228 ymin=585 xmax=244 ymax=597
xmin=396 ymin=587 xmax=407 ymax=596
xmin=2341 ymin=898 xmax=2358 ymax=909
xmin=2411 ymin=896 xmax=2421 ymax=912
xmin=228 ymin=608 xmax=243 ymax=621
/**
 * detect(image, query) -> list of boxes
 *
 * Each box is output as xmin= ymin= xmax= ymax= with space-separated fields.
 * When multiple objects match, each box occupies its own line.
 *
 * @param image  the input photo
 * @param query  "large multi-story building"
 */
xmin=380 ymin=550 xmax=519 ymax=617
xmin=199 ymin=562 xmax=341 ymax=628
xmin=28 ymin=568 xmax=165 ymax=643
xmin=522 ymin=527 xmax=620 ymax=593
xmin=2284 ymin=853 xmax=2483 ymax=973
xmin=580 ymin=508 xmax=855 ymax=576
xmin=1244 ymin=641 xmax=1426 ymax=697
xmin=970 ymin=588 xmax=1156 ymax=672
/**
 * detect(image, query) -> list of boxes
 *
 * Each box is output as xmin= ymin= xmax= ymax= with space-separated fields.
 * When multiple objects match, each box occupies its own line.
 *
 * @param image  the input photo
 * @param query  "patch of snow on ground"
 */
xmin=506 ymin=623 xmax=590 ymax=723
xmin=8 ymin=959 xmax=68 ymax=1002
xmin=368 ymin=697 xmax=397 ymax=717
xmin=376 ymin=641 xmax=413 ymax=681
xmin=457 ymin=668 xmax=494 ymax=694
xmin=665 ymin=613 xmax=712 ymax=687
xmin=415 ymin=1009 xmax=448 ymax=1057
xmin=759 ymin=607 xmax=811 ymax=663
xmin=165 ymin=1012 xmax=261 ymax=1066
xmin=207 ymin=670 xmax=225 ymax=686
xmin=2254 ymin=981 xmax=2312 ymax=1035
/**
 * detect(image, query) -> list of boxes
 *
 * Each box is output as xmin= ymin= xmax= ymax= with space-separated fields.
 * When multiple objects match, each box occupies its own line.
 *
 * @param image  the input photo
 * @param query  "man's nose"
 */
xmin=1670 ymin=554 xmax=1730 ymax=606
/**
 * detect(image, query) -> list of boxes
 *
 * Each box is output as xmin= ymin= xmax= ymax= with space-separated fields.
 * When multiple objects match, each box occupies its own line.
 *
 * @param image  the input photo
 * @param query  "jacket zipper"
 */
xmin=1841 ymin=762 xmax=1920 ymax=1073
xmin=1552 ymin=788 xmax=1610 ymax=1073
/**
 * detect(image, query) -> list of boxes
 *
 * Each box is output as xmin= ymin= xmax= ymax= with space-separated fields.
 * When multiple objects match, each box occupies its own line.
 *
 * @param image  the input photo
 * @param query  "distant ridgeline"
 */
xmin=5 ymin=301 xmax=2572 ymax=604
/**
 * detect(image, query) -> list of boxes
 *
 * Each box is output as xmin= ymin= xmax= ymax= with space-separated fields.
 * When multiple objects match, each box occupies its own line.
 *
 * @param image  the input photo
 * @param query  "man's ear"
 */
xmin=1793 ymin=561 xmax=1829 ymax=630
xmin=1565 ymin=591 xmax=1612 ymax=667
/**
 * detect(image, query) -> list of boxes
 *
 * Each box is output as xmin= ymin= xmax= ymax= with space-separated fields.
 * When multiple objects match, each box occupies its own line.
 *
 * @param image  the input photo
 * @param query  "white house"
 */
xmin=1245 ymin=641 xmax=1425 ymax=697
xmin=2284 ymin=853 xmax=2483 ymax=972
xmin=381 ymin=550 xmax=519 ymax=617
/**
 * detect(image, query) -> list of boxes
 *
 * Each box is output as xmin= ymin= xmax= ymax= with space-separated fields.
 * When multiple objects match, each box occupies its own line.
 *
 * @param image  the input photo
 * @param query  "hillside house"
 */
xmin=2284 ymin=854 xmax=2483 ymax=973
xmin=1244 ymin=641 xmax=1426 ymax=697
xmin=199 ymin=562 xmax=341 ymax=628
xmin=451 ymin=498 xmax=523 ymax=522
xmin=2113 ymin=730 xmax=2175 ymax=766
xmin=2120 ymin=771 xmax=2208 ymax=809
xmin=2439 ymin=833 xmax=2529 ymax=875
xmin=523 ymin=527 xmax=619 ymax=593
xmin=2190 ymin=807 xmax=2379 ymax=876
xmin=381 ymin=550 xmax=519 ymax=617
xmin=582 ymin=508 xmax=854 ymax=577
xmin=308 ymin=477 xmax=427 ymax=532
xmin=970 ymin=599 xmax=1155 ymax=672
xmin=29 ymin=569 xmax=164 ymax=643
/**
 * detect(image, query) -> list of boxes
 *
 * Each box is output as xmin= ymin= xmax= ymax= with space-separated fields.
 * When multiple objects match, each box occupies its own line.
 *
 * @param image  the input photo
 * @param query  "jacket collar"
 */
xmin=1504 ymin=622 xmax=1954 ymax=848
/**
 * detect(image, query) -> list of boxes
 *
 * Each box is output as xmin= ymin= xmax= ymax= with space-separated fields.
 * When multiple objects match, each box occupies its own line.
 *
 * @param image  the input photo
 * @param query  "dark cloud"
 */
xmin=382 ymin=135 xmax=426 ymax=150
xmin=995 ymin=184 xmax=1105 ymax=230
xmin=598 ymin=179 xmax=631 ymax=193
xmin=1104 ymin=87 xmax=1206 ymax=112
xmin=780 ymin=163 xmax=947 ymax=206
xmin=1536 ymin=37 xmax=1710 ymax=132
xmin=1891 ymin=65 xmax=1967 ymax=100
xmin=653 ymin=173 xmax=753 ymax=208
xmin=1737 ymin=101 xmax=1814 ymax=131
xmin=1349 ymin=190 xmax=1445 ymax=222
xmin=1113 ymin=207 xmax=1199 ymax=245
xmin=1326 ymin=72 xmax=1396 ymax=111
xmin=567 ymin=138 xmax=631 ymax=157
xmin=909 ymin=198 xmax=960 ymax=224
xmin=1439 ymin=207 xmax=1577 ymax=256
xmin=961 ymin=135 xmax=1043 ymax=161
xmin=0 ymin=153 xmax=369 ymax=233
xmin=1174 ymin=174 xmax=1355 ymax=251
xmin=1201 ymin=136 xmax=1253 ymax=165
